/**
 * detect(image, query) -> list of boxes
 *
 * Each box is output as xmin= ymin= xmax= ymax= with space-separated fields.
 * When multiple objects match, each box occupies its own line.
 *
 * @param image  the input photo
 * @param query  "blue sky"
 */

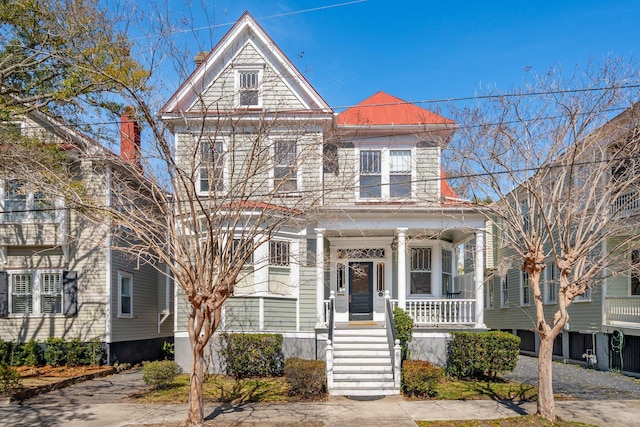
xmin=163 ymin=0 xmax=640 ymax=112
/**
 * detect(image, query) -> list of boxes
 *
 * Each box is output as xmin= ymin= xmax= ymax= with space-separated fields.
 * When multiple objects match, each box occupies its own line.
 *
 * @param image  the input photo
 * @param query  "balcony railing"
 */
xmin=605 ymin=297 xmax=640 ymax=326
xmin=612 ymin=191 xmax=640 ymax=217
xmin=396 ymin=299 xmax=476 ymax=326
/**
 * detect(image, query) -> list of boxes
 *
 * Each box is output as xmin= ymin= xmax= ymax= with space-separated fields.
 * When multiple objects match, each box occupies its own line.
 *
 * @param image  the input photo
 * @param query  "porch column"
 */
xmin=397 ymin=228 xmax=408 ymax=311
xmin=474 ymin=230 xmax=486 ymax=328
xmin=315 ymin=228 xmax=326 ymax=328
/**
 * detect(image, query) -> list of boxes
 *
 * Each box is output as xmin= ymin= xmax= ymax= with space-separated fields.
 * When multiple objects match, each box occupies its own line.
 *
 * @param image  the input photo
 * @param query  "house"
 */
xmin=483 ymin=103 xmax=640 ymax=375
xmin=0 ymin=109 xmax=173 ymax=363
xmin=161 ymin=12 xmax=487 ymax=395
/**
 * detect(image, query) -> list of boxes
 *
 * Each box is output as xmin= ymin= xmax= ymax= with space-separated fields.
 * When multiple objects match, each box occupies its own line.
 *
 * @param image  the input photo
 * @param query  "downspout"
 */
xmin=158 ymin=264 xmax=171 ymax=333
xmin=105 ymin=164 xmax=113 ymax=363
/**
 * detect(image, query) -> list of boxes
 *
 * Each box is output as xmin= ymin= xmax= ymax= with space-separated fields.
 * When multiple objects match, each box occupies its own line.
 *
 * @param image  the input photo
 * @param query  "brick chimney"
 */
xmin=120 ymin=106 xmax=141 ymax=171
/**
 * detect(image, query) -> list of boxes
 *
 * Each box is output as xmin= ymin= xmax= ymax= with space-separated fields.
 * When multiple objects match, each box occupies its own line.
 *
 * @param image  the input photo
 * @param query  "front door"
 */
xmin=349 ymin=261 xmax=373 ymax=321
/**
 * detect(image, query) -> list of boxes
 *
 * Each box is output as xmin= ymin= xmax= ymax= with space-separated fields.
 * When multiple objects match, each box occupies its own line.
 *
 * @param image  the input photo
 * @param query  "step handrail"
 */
xmin=385 ymin=290 xmax=401 ymax=390
xmin=326 ymin=290 xmax=336 ymax=391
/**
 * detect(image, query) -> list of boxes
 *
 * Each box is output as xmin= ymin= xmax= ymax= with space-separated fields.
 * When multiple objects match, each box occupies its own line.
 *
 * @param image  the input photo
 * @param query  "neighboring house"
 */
xmin=161 ymin=12 xmax=486 ymax=395
xmin=484 ymin=104 xmax=640 ymax=375
xmin=0 ymin=110 xmax=173 ymax=363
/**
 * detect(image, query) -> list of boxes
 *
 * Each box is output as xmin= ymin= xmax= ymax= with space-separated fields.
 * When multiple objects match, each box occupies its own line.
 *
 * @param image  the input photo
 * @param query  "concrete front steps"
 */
xmin=329 ymin=326 xmax=399 ymax=396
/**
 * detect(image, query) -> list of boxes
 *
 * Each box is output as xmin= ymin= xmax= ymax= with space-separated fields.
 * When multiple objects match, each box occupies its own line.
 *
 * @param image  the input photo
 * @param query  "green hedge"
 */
xmin=284 ymin=357 xmax=326 ymax=399
xmin=219 ymin=333 xmax=284 ymax=378
xmin=447 ymin=331 xmax=520 ymax=379
xmin=0 ymin=338 xmax=103 ymax=367
xmin=402 ymin=360 xmax=443 ymax=398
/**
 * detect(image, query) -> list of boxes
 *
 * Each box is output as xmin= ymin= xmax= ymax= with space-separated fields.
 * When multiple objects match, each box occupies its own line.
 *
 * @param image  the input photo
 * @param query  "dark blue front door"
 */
xmin=349 ymin=261 xmax=373 ymax=321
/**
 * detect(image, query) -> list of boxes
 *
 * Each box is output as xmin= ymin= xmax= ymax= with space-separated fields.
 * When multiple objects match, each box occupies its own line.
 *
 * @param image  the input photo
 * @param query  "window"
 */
xmin=521 ymin=271 xmax=530 ymax=305
xmin=3 ymin=180 xmax=55 ymax=222
xmin=484 ymin=281 xmax=494 ymax=309
xmin=376 ymin=262 xmax=385 ymax=293
xmin=545 ymin=262 xmax=559 ymax=303
xmin=232 ymin=238 xmax=253 ymax=265
xmin=337 ymin=263 xmax=345 ymax=292
xmin=8 ymin=271 xmax=64 ymax=315
xmin=199 ymin=140 xmax=224 ymax=192
xmin=410 ymin=247 xmax=432 ymax=294
xmin=631 ymin=250 xmax=640 ymax=296
xmin=442 ymin=249 xmax=453 ymax=293
xmin=237 ymin=70 xmax=261 ymax=107
xmin=360 ymin=150 xmax=381 ymax=198
xmin=269 ymin=240 xmax=290 ymax=267
xmin=359 ymin=149 xmax=413 ymax=199
xmin=390 ymin=150 xmax=411 ymax=197
xmin=118 ymin=272 xmax=133 ymax=317
xmin=501 ymin=277 xmax=509 ymax=307
xmin=274 ymin=140 xmax=297 ymax=192
xmin=520 ymin=200 xmax=530 ymax=233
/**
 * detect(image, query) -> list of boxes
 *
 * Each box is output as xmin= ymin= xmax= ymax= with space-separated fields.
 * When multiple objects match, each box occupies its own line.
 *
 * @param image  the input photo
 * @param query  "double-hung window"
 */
xmin=274 ymin=141 xmax=297 ymax=192
xmin=3 ymin=179 xmax=54 ymax=222
xmin=442 ymin=249 xmax=453 ymax=293
xmin=410 ymin=247 xmax=432 ymax=294
xmin=501 ymin=277 xmax=509 ymax=307
xmin=118 ymin=271 xmax=133 ymax=317
xmin=199 ymin=140 xmax=224 ymax=193
xmin=359 ymin=148 xmax=413 ymax=199
xmin=237 ymin=69 xmax=261 ymax=107
xmin=521 ymin=271 xmax=530 ymax=305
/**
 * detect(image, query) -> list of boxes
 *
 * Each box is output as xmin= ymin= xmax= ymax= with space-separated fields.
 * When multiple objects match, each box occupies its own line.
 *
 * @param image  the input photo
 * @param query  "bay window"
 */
xmin=410 ymin=247 xmax=432 ymax=294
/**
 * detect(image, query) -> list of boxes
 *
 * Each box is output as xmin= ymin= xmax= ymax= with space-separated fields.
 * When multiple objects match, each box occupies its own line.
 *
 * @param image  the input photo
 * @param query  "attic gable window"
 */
xmin=236 ymin=69 xmax=262 ymax=107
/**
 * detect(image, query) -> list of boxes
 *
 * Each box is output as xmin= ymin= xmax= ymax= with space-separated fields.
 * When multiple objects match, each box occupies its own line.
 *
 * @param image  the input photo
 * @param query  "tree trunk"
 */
xmin=187 ymin=341 xmax=205 ymax=426
xmin=537 ymin=336 xmax=556 ymax=422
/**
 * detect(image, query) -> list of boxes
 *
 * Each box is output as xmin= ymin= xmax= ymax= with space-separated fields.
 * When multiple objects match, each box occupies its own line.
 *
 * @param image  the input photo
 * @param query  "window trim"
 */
xmin=235 ymin=67 xmax=263 ymax=108
xmin=272 ymin=139 xmax=300 ymax=194
xmin=1 ymin=179 xmax=57 ymax=223
xmin=269 ymin=240 xmax=290 ymax=267
xmin=520 ymin=271 xmax=530 ymax=306
xmin=501 ymin=277 xmax=509 ymax=308
xmin=198 ymin=137 xmax=226 ymax=195
xmin=118 ymin=271 xmax=133 ymax=318
xmin=356 ymin=147 xmax=415 ymax=201
xmin=409 ymin=246 xmax=432 ymax=296
xmin=545 ymin=262 xmax=559 ymax=304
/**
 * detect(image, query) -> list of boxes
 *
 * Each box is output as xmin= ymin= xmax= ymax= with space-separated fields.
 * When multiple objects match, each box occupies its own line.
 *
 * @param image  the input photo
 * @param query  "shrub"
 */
xmin=448 ymin=331 xmax=520 ymax=380
xmin=142 ymin=360 xmax=181 ymax=389
xmin=162 ymin=341 xmax=175 ymax=360
xmin=284 ymin=357 xmax=326 ymax=399
xmin=402 ymin=360 xmax=443 ymax=398
xmin=21 ymin=339 xmax=44 ymax=366
xmin=219 ymin=333 xmax=284 ymax=378
xmin=44 ymin=337 xmax=68 ymax=366
xmin=0 ymin=340 xmax=13 ymax=365
xmin=87 ymin=338 xmax=105 ymax=366
xmin=0 ymin=364 xmax=21 ymax=396
xmin=67 ymin=339 xmax=91 ymax=367
xmin=393 ymin=307 xmax=414 ymax=360
xmin=9 ymin=343 xmax=24 ymax=366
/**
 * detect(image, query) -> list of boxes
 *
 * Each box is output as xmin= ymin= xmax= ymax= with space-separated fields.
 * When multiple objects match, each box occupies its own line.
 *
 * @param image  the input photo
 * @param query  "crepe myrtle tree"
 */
xmin=445 ymin=59 xmax=640 ymax=421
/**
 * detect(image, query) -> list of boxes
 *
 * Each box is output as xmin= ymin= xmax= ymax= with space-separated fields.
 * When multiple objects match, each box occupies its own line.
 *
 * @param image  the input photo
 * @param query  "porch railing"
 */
xmin=612 ymin=191 xmax=640 ymax=217
xmin=396 ymin=299 xmax=476 ymax=326
xmin=605 ymin=297 xmax=640 ymax=326
xmin=384 ymin=291 xmax=401 ymax=390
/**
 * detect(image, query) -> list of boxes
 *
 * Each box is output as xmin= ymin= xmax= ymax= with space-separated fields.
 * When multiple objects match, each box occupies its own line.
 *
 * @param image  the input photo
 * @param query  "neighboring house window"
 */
xmin=501 ymin=277 xmax=509 ymax=307
xmin=389 ymin=150 xmax=411 ymax=198
xmin=6 ymin=271 xmax=68 ymax=315
xmin=269 ymin=240 xmax=290 ymax=267
xmin=359 ymin=149 xmax=413 ymax=199
xmin=410 ymin=247 xmax=432 ymax=294
xmin=521 ymin=271 xmax=530 ymax=305
xmin=3 ymin=179 xmax=54 ymax=222
xmin=442 ymin=249 xmax=453 ymax=293
xmin=632 ymin=250 xmax=640 ymax=296
xmin=274 ymin=140 xmax=297 ymax=192
xmin=199 ymin=140 xmax=224 ymax=193
xmin=484 ymin=281 xmax=494 ymax=309
xmin=237 ymin=69 xmax=261 ymax=107
xmin=360 ymin=150 xmax=381 ymax=198
xmin=520 ymin=200 xmax=530 ymax=233
xmin=118 ymin=271 xmax=133 ymax=317
xmin=545 ymin=262 xmax=559 ymax=303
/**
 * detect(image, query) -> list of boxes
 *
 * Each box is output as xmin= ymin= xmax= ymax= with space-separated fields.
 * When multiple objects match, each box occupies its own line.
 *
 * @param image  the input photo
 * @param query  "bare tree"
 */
xmin=445 ymin=60 xmax=640 ymax=421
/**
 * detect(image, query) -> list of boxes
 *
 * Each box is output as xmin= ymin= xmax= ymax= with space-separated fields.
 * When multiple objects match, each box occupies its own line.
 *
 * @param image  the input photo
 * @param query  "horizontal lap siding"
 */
xmin=224 ymin=297 xmax=259 ymax=332
xmin=299 ymin=267 xmax=316 ymax=331
xmin=263 ymin=298 xmax=296 ymax=331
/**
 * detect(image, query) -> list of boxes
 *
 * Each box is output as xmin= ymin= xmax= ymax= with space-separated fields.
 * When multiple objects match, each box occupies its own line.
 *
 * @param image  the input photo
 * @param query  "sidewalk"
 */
xmin=2 ymin=368 xmax=640 ymax=426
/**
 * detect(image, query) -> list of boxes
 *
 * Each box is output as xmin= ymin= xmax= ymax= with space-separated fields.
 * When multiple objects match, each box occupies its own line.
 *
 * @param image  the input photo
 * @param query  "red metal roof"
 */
xmin=338 ymin=91 xmax=455 ymax=126
xmin=440 ymin=169 xmax=458 ymax=199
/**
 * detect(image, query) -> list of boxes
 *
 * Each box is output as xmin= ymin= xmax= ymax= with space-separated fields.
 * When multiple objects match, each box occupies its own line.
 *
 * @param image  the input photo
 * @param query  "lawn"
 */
xmin=434 ymin=379 xmax=538 ymax=401
xmin=417 ymin=415 xmax=595 ymax=426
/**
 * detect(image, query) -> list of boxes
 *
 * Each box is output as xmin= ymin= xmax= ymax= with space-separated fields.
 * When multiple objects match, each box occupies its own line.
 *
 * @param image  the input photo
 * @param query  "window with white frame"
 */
xmin=484 ymin=281 xmax=494 ymax=309
xmin=520 ymin=200 xmax=530 ymax=233
xmin=273 ymin=140 xmax=297 ymax=192
xmin=520 ymin=271 xmax=530 ymax=305
xmin=9 ymin=271 xmax=63 ymax=315
xmin=545 ymin=262 xmax=559 ymax=303
xmin=3 ymin=180 xmax=55 ymax=222
xmin=118 ymin=271 xmax=133 ymax=317
xmin=442 ymin=248 xmax=453 ymax=293
xmin=237 ymin=69 xmax=261 ymax=107
xmin=269 ymin=240 xmax=290 ymax=267
xmin=410 ymin=247 xmax=431 ymax=294
xmin=501 ymin=277 xmax=509 ymax=307
xmin=199 ymin=139 xmax=224 ymax=193
xmin=232 ymin=238 xmax=254 ymax=265
xmin=359 ymin=148 xmax=413 ymax=199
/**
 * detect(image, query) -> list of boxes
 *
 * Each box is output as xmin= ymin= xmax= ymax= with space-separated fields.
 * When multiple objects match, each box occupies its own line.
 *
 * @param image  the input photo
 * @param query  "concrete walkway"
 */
xmin=2 ymin=368 xmax=640 ymax=426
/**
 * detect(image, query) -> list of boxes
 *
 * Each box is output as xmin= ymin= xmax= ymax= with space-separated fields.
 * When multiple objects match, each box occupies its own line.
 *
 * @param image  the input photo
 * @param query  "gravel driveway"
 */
xmin=503 ymin=355 xmax=640 ymax=400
